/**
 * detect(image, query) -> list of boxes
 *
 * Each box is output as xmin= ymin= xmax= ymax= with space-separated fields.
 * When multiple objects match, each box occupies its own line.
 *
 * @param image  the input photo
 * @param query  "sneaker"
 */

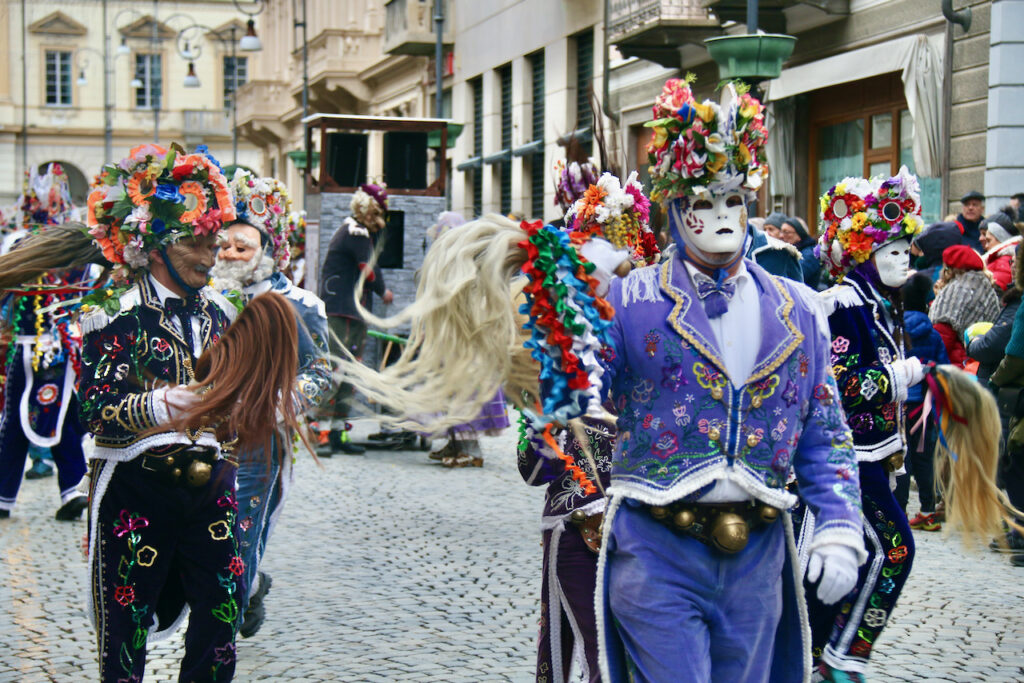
xmin=429 ymin=440 xmax=456 ymax=461
xmin=55 ymin=494 xmax=88 ymax=521
xmin=240 ymin=571 xmax=273 ymax=638
xmin=908 ymin=512 xmax=934 ymax=529
xmin=25 ymin=460 xmax=55 ymax=479
xmin=337 ymin=441 xmax=366 ymax=455
xmin=919 ymin=518 xmax=941 ymax=532
xmin=990 ymin=532 xmax=1024 ymax=553
xmin=817 ymin=662 xmax=867 ymax=683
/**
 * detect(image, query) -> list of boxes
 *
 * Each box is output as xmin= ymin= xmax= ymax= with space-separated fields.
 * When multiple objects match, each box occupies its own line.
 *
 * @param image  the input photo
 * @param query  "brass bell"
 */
xmin=758 ymin=505 xmax=780 ymax=524
xmin=711 ymin=387 xmax=724 ymax=401
xmin=708 ymin=427 xmax=721 ymax=442
xmin=186 ymin=460 xmax=212 ymax=487
xmin=751 ymin=395 xmax=762 ymax=409
xmin=570 ymin=510 xmax=587 ymax=524
xmin=165 ymin=456 xmax=175 ymax=467
xmin=710 ymin=512 xmax=749 ymax=553
xmin=650 ymin=506 xmax=669 ymax=520
xmin=673 ymin=508 xmax=695 ymax=529
xmin=171 ymin=468 xmax=182 ymax=480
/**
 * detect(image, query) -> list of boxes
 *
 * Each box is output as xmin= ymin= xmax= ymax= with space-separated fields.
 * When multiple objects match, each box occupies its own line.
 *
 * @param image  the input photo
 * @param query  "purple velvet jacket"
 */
xmin=601 ymin=256 xmax=864 ymax=549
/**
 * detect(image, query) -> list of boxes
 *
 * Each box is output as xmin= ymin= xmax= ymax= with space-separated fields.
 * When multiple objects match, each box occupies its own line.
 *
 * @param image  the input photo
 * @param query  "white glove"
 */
xmin=580 ymin=238 xmax=629 ymax=297
xmin=891 ymin=356 xmax=924 ymax=388
xmin=807 ymin=543 xmax=860 ymax=605
xmin=162 ymin=385 xmax=200 ymax=423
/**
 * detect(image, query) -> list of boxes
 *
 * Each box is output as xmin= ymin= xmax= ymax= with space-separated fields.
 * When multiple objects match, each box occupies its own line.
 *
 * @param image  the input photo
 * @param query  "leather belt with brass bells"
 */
xmin=646 ymin=500 xmax=781 ymax=554
xmin=569 ymin=510 xmax=604 ymax=554
xmin=140 ymin=447 xmax=217 ymax=488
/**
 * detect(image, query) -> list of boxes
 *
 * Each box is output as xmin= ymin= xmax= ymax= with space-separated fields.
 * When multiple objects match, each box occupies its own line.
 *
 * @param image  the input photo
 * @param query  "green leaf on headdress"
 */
xmin=102 ymin=297 xmax=122 ymax=316
xmin=683 ymin=72 xmax=697 ymax=85
xmin=111 ymin=195 xmax=135 ymax=218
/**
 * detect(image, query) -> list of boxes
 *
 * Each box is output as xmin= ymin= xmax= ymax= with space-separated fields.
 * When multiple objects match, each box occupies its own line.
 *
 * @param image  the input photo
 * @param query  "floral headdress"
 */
xmin=18 ymin=163 xmax=75 ymax=228
xmin=553 ymin=160 xmax=599 ymax=210
xmin=645 ymin=76 xmax=768 ymax=203
xmin=817 ymin=165 xmax=924 ymax=280
xmin=86 ymin=143 xmax=235 ymax=275
xmin=230 ymin=169 xmax=294 ymax=272
xmin=563 ymin=171 xmax=660 ymax=266
xmin=287 ymin=210 xmax=306 ymax=255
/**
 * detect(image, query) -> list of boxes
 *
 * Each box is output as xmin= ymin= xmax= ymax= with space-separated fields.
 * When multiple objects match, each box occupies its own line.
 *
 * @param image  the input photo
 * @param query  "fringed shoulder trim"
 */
xmin=818 ymin=283 xmax=864 ymax=316
xmin=81 ymin=287 xmax=141 ymax=335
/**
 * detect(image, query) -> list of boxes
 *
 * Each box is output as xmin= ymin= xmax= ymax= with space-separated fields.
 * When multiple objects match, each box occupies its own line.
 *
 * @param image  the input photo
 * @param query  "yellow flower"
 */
xmin=693 ymin=102 xmax=715 ymax=122
xmin=737 ymin=143 xmax=751 ymax=166
xmin=835 ymin=182 xmax=847 ymax=195
xmin=707 ymin=153 xmax=727 ymax=174
xmin=740 ymin=103 xmax=759 ymax=120
xmin=651 ymin=126 xmax=668 ymax=149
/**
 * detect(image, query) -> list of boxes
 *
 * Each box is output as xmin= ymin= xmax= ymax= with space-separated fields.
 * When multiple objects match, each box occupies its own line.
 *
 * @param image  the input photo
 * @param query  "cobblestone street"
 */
xmin=2 ymin=419 xmax=1023 ymax=682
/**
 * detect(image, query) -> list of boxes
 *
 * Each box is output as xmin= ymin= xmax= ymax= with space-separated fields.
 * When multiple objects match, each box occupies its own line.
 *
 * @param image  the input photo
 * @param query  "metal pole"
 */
xmin=747 ymin=0 xmax=758 ymax=33
xmin=21 ymin=0 xmax=28 ymax=175
xmin=102 ymin=0 xmax=112 ymax=162
xmin=231 ymin=26 xmax=238 ymax=165
xmin=434 ymin=0 xmax=444 ymax=182
xmin=152 ymin=0 xmax=159 ymax=143
xmin=299 ymin=0 xmax=309 ymax=205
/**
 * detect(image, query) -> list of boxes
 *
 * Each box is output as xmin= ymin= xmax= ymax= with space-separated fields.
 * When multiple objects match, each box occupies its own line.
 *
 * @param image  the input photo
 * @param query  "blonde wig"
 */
xmin=928 ymin=365 xmax=1024 ymax=543
xmin=339 ymin=214 xmax=539 ymax=435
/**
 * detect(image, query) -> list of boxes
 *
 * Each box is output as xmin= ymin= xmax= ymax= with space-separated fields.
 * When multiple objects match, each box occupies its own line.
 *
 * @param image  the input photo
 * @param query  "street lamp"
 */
xmin=234 ymin=1 xmax=266 ymax=52
xmin=183 ymin=62 xmax=200 ymax=88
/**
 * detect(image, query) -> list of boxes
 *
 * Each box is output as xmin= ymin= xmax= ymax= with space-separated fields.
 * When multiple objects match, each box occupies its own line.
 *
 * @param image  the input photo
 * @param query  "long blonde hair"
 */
xmin=339 ymin=214 xmax=539 ymax=434
xmin=930 ymin=365 xmax=1024 ymax=543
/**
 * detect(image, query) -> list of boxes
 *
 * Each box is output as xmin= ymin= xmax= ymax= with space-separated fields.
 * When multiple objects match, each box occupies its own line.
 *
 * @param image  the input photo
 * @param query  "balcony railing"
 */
xmin=608 ymin=0 xmax=712 ymax=42
xmin=384 ymin=0 xmax=452 ymax=56
xmin=183 ymin=110 xmax=231 ymax=137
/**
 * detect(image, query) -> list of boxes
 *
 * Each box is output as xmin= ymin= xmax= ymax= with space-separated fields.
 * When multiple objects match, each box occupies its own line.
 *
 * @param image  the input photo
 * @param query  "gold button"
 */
xmin=751 ymin=395 xmax=762 ymax=409
xmin=711 ymin=386 xmax=724 ymax=400
xmin=746 ymin=434 xmax=759 ymax=448
xmin=708 ymin=427 xmax=721 ymax=442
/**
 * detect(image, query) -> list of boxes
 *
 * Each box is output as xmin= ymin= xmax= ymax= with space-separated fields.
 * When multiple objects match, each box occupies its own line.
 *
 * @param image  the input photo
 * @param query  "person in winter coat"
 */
xmin=969 ymin=245 xmax=1023 ymax=384
xmin=980 ymin=212 xmax=1020 ymax=291
xmin=929 ymin=245 xmax=1001 ymax=366
xmin=896 ymin=273 xmax=950 ymax=530
xmin=911 ymin=221 xmax=963 ymax=283
xmin=763 ymin=210 xmax=786 ymax=240
xmin=956 ymin=190 xmax=986 ymax=253
xmin=780 ymin=215 xmax=822 ymax=289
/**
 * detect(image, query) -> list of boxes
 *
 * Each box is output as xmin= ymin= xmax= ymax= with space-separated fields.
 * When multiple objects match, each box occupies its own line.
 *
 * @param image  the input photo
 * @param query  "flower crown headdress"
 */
xmin=553 ymin=159 xmax=599 ymax=209
xmin=817 ymin=165 xmax=924 ymax=280
xmin=230 ymin=169 xmax=294 ymax=272
xmin=645 ymin=76 xmax=768 ymax=203
xmin=87 ymin=143 xmax=235 ymax=275
xmin=563 ymin=171 xmax=659 ymax=266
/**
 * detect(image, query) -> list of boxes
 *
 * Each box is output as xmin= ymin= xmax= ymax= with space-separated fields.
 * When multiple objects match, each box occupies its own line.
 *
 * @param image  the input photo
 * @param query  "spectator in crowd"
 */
xmin=911 ymin=221 xmax=964 ymax=283
xmin=956 ymin=190 xmax=986 ymax=252
xmin=779 ymin=215 xmax=822 ymax=288
xmin=980 ymin=212 xmax=1021 ymax=291
xmin=969 ymin=244 xmax=1023 ymax=385
xmin=1005 ymin=192 xmax=1024 ymax=222
xmin=929 ymin=244 xmax=1001 ymax=366
xmin=897 ymin=273 xmax=949 ymax=530
xmin=763 ymin=211 xmax=786 ymax=239
xmin=745 ymin=220 xmax=804 ymax=284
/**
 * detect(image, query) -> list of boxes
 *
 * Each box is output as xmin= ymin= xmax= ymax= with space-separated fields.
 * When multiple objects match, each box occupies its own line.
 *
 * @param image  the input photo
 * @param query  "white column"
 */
xmin=985 ymin=0 xmax=1024 ymax=208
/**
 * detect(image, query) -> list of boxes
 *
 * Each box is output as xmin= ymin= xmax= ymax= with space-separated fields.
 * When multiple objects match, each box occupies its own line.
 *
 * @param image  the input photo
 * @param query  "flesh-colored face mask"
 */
xmin=873 ymin=238 xmax=912 ymax=288
xmin=670 ymin=191 xmax=748 ymax=265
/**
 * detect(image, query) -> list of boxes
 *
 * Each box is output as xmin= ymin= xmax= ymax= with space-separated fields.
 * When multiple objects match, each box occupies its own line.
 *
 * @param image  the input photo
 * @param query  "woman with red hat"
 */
xmin=929 ymin=244 xmax=1001 ymax=366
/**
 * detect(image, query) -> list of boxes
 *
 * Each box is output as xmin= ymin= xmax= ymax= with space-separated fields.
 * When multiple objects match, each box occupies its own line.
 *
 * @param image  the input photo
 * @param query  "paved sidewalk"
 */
xmin=1 ymin=420 xmax=1023 ymax=681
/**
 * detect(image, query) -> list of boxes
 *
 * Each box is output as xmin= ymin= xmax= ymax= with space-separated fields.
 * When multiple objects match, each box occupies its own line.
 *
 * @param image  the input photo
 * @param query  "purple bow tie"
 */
xmin=692 ymin=272 xmax=736 ymax=319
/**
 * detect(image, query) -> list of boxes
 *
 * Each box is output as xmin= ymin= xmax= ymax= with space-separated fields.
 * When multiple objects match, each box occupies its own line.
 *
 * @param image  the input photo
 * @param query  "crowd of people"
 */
xmin=0 ymin=74 xmax=1022 ymax=683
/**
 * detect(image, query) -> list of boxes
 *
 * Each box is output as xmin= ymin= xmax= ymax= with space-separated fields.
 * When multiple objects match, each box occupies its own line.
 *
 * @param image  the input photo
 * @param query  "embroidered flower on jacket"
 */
xmin=860 ymin=376 xmax=880 ymax=400
xmin=227 ymin=556 xmax=246 ymax=576
xmin=661 ymin=363 xmax=687 ymax=391
xmin=848 ymin=413 xmax=873 ymax=434
xmin=651 ymin=431 xmax=680 ymax=459
xmin=631 ymin=379 xmax=655 ymax=404
xmin=877 ymin=348 xmax=892 ymax=364
xmin=136 ymin=545 xmax=158 ymax=567
xmin=114 ymin=585 xmax=136 ymax=606
xmin=214 ymin=643 xmax=236 ymax=665
xmin=36 ymin=383 xmax=59 ymax=405
xmin=672 ymin=401 xmax=691 ymax=426
xmin=832 ymin=336 xmax=851 ymax=354
xmin=782 ymin=380 xmax=799 ymax=407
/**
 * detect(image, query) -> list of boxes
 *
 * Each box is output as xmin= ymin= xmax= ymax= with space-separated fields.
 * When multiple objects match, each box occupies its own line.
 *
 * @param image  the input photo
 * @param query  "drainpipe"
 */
xmin=21 ymin=0 xmax=28 ymax=176
xmin=940 ymin=0 xmax=969 ymax=214
xmin=941 ymin=0 xmax=971 ymax=32
xmin=602 ymin=0 xmax=619 ymax=125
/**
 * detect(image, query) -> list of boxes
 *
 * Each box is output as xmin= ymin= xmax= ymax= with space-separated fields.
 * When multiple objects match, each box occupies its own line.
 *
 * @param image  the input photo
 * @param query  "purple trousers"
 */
xmin=604 ymin=501 xmax=786 ymax=683
xmin=537 ymin=524 xmax=601 ymax=682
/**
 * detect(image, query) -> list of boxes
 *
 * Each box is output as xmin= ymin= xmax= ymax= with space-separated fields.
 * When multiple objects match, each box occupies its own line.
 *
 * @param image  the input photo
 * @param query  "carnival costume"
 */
xmin=807 ymin=167 xmax=926 ymax=679
xmin=0 ymin=163 xmax=90 ymax=519
xmin=319 ymin=183 xmax=390 ymax=454
xmin=215 ymin=169 xmax=332 ymax=637
xmin=80 ymin=143 xmax=242 ymax=682
xmin=596 ymin=79 xmax=866 ymax=683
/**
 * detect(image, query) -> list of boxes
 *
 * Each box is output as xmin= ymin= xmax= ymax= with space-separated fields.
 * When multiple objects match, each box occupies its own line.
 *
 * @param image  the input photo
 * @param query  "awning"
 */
xmin=456 ymin=156 xmax=482 ymax=172
xmin=483 ymin=149 xmax=512 ymax=165
xmin=512 ymin=140 xmax=544 ymax=157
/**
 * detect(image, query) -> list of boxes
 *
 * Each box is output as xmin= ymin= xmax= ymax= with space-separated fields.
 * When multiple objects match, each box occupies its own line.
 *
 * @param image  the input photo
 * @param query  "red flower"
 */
xmin=114 ymin=585 xmax=136 ymax=606
xmin=227 ymin=556 xmax=245 ymax=576
xmin=172 ymin=163 xmax=195 ymax=180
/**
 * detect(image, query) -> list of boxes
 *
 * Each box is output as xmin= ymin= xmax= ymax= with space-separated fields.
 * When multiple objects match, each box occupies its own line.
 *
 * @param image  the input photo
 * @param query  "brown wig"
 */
xmin=159 ymin=291 xmax=310 ymax=466
xmin=0 ymin=223 xmax=106 ymax=291
xmin=929 ymin=365 xmax=1024 ymax=544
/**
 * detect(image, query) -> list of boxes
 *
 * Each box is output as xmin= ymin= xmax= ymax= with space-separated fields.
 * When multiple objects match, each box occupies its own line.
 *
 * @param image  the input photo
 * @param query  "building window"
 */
xmin=45 ymin=51 xmax=72 ymax=107
xmin=499 ymin=63 xmax=512 ymax=215
xmin=574 ymin=29 xmax=594 ymax=135
xmin=471 ymin=76 xmax=483 ymax=218
xmin=223 ymin=56 xmax=248 ymax=109
xmin=529 ymin=50 xmax=545 ymax=219
xmin=134 ymin=53 xmax=162 ymax=110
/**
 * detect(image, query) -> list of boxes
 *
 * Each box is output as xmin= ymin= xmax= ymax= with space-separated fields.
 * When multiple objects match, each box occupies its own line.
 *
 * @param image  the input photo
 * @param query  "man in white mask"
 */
xmin=212 ymin=170 xmax=333 ymax=638
xmin=595 ymin=79 xmax=866 ymax=683
xmin=809 ymin=167 xmax=926 ymax=682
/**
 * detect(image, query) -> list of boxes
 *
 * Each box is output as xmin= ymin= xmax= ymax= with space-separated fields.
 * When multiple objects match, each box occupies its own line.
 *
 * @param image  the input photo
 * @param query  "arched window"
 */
xmin=38 ymin=161 xmax=88 ymax=205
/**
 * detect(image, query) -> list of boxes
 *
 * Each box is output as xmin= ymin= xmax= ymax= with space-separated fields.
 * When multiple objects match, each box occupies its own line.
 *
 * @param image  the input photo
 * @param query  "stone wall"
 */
xmin=949 ymin=0 xmax=992 ymax=215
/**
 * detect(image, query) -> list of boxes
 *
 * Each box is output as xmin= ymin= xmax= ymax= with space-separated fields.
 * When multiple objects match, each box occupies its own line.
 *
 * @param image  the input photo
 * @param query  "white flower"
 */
xmin=122 ymin=235 xmax=149 ymax=268
xmin=124 ymin=204 xmax=151 ymax=226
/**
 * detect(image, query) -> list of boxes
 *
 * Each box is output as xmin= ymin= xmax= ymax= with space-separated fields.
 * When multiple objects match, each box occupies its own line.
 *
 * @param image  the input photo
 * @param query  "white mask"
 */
xmin=669 ymin=191 xmax=748 ymax=266
xmin=873 ymin=238 xmax=912 ymax=288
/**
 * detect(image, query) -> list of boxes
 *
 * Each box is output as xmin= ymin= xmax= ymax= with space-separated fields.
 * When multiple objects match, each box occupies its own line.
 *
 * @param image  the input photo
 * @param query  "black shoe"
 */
xmin=366 ymin=431 xmax=393 ymax=441
xmin=0 ymin=509 xmax=9 ymax=519
xmin=338 ymin=441 xmax=365 ymax=455
xmin=1011 ymin=553 xmax=1024 ymax=568
xmin=25 ymin=460 xmax=55 ymax=479
xmin=240 ymin=571 xmax=273 ymax=639
xmin=315 ymin=443 xmax=334 ymax=458
xmin=55 ymin=494 xmax=88 ymax=521
xmin=989 ymin=532 xmax=1024 ymax=553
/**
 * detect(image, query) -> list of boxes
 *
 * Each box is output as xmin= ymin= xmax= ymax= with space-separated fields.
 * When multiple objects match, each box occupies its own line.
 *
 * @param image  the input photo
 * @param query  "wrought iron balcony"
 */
xmin=384 ymin=0 xmax=452 ymax=57
xmin=701 ymin=0 xmax=849 ymax=34
xmin=608 ymin=0 xmax=722 ymax=68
